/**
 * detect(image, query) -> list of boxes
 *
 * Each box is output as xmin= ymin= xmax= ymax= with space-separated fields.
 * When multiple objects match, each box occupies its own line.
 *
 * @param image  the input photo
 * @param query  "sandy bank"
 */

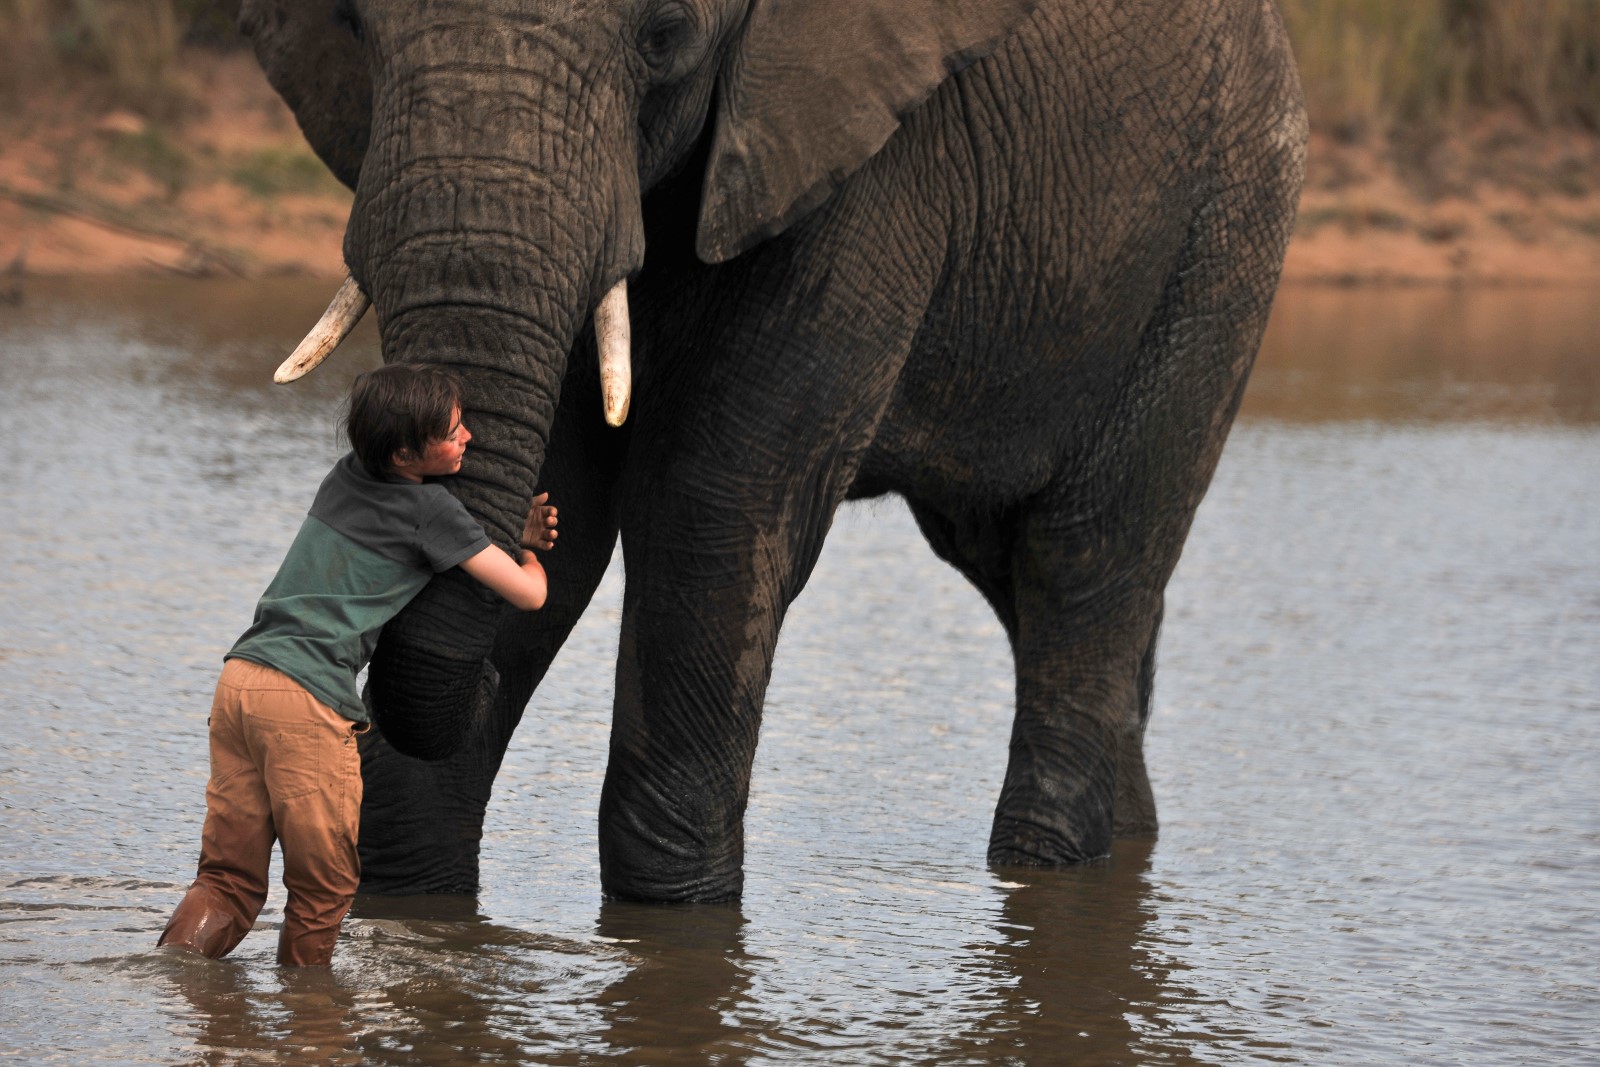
xmin=1286 ymin=125 xmax=1600 ymax=286
xmin=0 ymin=55 xmax=350 ymax=281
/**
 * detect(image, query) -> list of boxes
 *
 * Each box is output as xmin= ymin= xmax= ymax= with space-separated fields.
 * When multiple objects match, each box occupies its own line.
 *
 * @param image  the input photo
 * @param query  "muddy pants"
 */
xmin=159 ymin=658 xmax=366 ymax=966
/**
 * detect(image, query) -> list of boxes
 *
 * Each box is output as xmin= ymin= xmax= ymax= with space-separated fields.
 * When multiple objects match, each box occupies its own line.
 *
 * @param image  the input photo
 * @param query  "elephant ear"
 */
xmin=696 ymin=0 xmax=1038 ymax=263
xmin=232 ymin=0 xmax=372 ymax=190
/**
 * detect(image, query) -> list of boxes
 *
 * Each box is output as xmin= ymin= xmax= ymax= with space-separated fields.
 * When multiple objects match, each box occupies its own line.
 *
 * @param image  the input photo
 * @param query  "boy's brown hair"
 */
xmin=344 ymin=363 xmax=463 ymax=479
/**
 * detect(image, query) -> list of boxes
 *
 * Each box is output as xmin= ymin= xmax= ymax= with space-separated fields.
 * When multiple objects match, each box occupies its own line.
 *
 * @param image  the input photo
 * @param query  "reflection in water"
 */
xmin=1 ymin=275 xmax=382 ymax=428
xmin=951 ymin=840 xmax=1206 ymax=1066
xmin=153 ymin=951 xmax=362 ymax=1066
xmin=11 ymin=276 xmax=1599 ymax=427
xmin=147 ymin=893 xmax=635 ymax=1066
xmin=339 ymin=895 xmax=576 ymax=1065
xmin=11 ymin=275 xmax=382 ymax=384
xmin=1249 ymin=286 xmax=1600 ymax=423
xmin=592 ymin=903 xmax=752 ymax=1065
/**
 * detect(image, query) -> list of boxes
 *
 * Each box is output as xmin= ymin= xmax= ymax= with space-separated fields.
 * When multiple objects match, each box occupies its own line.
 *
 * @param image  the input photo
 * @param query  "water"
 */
xmin=1 ymin=280 xmax=1596 ymax=1065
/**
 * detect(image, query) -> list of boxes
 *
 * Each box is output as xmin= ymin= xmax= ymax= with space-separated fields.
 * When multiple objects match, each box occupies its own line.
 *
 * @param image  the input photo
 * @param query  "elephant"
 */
xmin=230 ymin=0 xmax=1307 ymax=902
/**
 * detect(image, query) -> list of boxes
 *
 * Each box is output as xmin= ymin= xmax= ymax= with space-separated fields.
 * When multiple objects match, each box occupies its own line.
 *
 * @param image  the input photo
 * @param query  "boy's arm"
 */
xmin=460 ymin=545 xmax=547 ymax=611
xmin=458 ymin=492 xmax=557 ymax=611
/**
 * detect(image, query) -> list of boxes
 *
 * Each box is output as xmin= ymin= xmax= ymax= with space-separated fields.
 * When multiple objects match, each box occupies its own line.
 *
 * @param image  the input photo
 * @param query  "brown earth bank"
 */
xmin=3 ymin=51 xmax=1600 ymax=287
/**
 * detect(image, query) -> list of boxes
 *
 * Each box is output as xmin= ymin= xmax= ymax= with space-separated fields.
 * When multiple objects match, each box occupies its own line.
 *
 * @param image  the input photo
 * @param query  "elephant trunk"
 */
xmin=344 ymin=22 xmax=643 ymax=758
xmin=363 ymin=298 xmax=578 ymax=759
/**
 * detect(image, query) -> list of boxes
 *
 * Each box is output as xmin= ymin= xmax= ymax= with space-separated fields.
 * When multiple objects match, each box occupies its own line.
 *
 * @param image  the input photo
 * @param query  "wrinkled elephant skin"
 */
xmin=233 ymin=0 xmax=1307 ymax=901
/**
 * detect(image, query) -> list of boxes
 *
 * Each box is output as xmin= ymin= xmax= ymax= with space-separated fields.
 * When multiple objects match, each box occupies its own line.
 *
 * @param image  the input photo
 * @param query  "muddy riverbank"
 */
xmin=4 ymin=53 xmax=1600 ymax=286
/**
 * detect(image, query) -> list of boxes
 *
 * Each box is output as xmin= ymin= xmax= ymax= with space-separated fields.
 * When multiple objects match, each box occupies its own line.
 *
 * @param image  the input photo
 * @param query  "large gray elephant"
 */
xmin=232 ymin=0 xmax=1306 ymax=901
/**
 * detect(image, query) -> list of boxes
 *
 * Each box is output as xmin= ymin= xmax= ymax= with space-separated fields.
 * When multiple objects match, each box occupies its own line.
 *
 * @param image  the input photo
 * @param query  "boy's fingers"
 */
xmin=520 ymin=493 xmax=558 ymax=550
xmin=521 ymin=494 xmax=548 ymax=530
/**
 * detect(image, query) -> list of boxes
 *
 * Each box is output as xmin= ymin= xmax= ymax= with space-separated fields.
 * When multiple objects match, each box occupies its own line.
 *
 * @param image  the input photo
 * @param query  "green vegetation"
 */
xmin=1296 ymin=203 xmax=1414 ymax=234
xmin=228 ymin=147 xmax=346 ymax=198
xmin=2 ymin=0 xmax=1597 ymax=136
xmin=104 ymin=125 xmax=191 ymax=197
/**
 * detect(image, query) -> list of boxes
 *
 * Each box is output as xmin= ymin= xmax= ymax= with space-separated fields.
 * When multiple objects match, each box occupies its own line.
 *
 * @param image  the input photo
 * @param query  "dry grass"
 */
xmin=1281 ymin=0 xmax=1600 ymax=139
xmin=0 ymin=0 xmax=220 ymax=118
xmin=2 ymin=0 xmax=1598 ymax=137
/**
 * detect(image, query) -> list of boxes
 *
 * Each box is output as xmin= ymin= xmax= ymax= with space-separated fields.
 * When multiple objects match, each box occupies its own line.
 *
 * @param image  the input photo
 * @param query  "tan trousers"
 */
xmin=158 ymin=658 xmax=366 ymax=966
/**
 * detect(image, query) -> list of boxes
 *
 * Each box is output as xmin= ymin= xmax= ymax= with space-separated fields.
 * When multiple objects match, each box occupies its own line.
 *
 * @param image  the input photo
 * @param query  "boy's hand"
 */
xmin=519 ymin=492 xmax=559 ymax=553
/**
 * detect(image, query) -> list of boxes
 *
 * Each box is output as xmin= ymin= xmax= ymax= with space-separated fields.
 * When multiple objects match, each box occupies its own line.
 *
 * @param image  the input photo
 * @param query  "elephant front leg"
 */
xmin=357 ymin=572 xmax=615 ymax=894
xmin=598 ymin=176 xmax=934 ymax=901
xmin=598 ymin=530 xmax=785 ymax=903
xmin=598 ymin=438 xmax=856 ymax=902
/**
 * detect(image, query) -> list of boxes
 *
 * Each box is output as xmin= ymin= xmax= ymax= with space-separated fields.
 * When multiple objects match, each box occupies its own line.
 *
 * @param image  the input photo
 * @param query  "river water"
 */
xmin=0 ymin=280 xmax=1596 ymax=1065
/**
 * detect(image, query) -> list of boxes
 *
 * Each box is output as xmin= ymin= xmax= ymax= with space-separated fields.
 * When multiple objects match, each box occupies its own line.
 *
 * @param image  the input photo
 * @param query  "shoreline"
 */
xmin=4 ymin=58 xmax=1599 ymax=288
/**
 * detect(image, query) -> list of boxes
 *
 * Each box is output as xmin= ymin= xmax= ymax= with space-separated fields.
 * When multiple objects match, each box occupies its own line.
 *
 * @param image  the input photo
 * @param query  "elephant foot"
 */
xmin=357 ymin=814 xmax=482 ymax=895
xmin=1113 ymin=793 xmax=1159 ymax=838
xmin=603 ymin=877 xmax=743 ymax=905
xmin=1112 ymin=735 xmax=1159 ymax=838
xmin=987 ymin=719 xmax=1121 ymax=868
xmin=988 ymin=807 xmax=1114 ymax=868
xmin=598 ymin=809 xmax=746 ymax=903
xmin=599 ymin=850 xmax=745 ymax=904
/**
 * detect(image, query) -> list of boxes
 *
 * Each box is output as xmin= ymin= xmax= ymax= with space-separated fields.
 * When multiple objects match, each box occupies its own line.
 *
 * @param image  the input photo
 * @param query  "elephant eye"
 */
xmin=637 ymin=5 xmax=698 ymax=73
xmin=332 ymin=0 xmax=365 ymax=42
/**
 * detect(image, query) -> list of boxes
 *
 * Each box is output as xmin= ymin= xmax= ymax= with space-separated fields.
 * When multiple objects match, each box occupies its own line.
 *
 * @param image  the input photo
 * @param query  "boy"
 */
xmin=157 ymin=363 xmax=556 ymax=966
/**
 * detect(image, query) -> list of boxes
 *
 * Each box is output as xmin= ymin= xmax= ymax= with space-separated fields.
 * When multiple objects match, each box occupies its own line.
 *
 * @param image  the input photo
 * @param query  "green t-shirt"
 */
xmin=227 ymin=453 xmax=492 ymax=722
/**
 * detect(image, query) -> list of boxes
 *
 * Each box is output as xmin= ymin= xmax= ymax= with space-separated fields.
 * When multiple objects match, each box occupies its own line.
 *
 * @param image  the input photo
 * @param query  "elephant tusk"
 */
xmin=274 ymin=274 xmax=371 ymax=384
xmin=594 ymin=278 xmax=632 ymax=426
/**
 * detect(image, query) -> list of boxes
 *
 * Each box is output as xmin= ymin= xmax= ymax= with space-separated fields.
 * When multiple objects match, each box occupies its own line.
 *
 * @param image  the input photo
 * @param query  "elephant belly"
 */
xmin=856 ymin=308 xmax=1149 ymax=507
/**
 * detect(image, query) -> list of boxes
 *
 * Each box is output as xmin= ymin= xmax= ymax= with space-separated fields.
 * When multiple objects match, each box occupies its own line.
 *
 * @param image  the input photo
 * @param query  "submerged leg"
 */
xmin=160 ymin=664 xmax=274 ymax=958
xmin=268 ymin=694 xmax=365 ymax=966
xmin=982 ymin=106 xmax=1295 ymax=862
xmin=599 ymin=461 xmax=832 ymax=902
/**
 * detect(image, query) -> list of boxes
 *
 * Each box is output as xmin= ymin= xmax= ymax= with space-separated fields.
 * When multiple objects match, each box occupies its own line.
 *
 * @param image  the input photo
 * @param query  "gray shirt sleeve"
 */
xmin=416 ymin=489 xmax=493 ymax=572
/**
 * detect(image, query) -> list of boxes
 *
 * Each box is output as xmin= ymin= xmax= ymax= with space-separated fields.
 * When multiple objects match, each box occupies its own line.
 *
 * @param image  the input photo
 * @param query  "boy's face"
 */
xmin=389 ymin=406 xmax=471 ymax=482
